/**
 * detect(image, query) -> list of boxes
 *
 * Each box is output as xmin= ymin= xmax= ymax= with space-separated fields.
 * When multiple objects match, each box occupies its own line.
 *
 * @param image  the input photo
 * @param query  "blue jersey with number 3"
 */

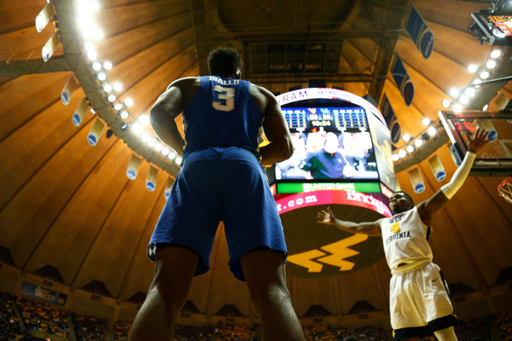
xmin=181 ymin=76 xmax=265 ymax=161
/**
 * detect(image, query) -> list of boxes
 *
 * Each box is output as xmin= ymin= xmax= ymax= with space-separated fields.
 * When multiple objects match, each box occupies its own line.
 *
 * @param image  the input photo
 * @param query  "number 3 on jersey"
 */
xmin=212 ymin=85 xmax=235 ymax=112
xmin=390 ymin=222 xmax=400 ymax=233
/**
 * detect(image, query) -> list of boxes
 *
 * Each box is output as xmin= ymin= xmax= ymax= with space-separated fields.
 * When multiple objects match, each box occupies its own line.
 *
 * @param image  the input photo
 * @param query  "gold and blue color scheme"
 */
xmin=405 ymin=4 xmax=435 ymax=60
xmin=61 ymin=74 xmax=78 ymax=105
xmin=146 ymin=165 xmax=159 ymax=192
xmin=477 ymin=120 xmax=498 ymax=143
xmin=391 ymin=54 xmax=415 ymax=106
xmin=408 ymin=167 xmax=425 ymax=193
xmin=42 ymin=31 xmax=60 ymax=63
xmin=428 ymin=155 xmax=446 ymax=182
xmin=35 ymin=4 xmax=54 ymax=32
xmin=72 ymin=97 xmax=89 ymax=126
xmin=380 ymin=93 xmax=402 ymax=145
xmin=126 ymin=154 xmax=141 ymax=180
xmin=164 ymin=177 xmax=173 ymax=200
xmin=368 ymin=112 xmax=396 ymax=191
xmin=87 ymin=118 xmax=104 ymax=146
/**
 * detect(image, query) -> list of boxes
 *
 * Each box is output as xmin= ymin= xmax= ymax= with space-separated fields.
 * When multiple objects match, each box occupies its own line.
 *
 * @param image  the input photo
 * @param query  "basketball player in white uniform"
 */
xmin=317 ymin=129 xmax=489 ymax=341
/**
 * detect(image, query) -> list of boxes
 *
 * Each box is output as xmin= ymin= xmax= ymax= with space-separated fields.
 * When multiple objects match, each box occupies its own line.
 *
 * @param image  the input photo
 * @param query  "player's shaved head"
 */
xmin=208 ymin=47 xmax=243 ymax=77
xmin=395 ymin=191 xmax=414 ymax=206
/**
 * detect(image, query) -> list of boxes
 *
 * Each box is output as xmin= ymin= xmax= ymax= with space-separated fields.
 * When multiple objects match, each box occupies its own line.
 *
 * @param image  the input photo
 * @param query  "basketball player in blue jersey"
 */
xmin=127 ymin=48 xmax=305 ymax=341
xmin=317 ymin=129 xmax=489 ymax=341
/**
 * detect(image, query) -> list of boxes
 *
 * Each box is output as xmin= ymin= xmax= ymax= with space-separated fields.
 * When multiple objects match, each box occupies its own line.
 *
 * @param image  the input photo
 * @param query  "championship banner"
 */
xmin=73 ymin=97 xmax=89 ymax=126
xmin=146 ymin=165 xmax=158 ymax=192
xmin=428 ymin=154 xmax=446 ymax=181
xmin=35 ymin=3 xmax=54 ymax=32
xmin=391 ymin=54 xmax=415 ymax=106
xmin=408 ymin=167 xmax=425 ymax=193
xmin=477 ymin=120 xmax=498 ymax=142
xmin=61 ymin=74 xmax=79 ymax=105
xmin=367 ymin=113 xmax=396 ymax=191
xmin=19 ymin=281 xmax=67 ymax=306
xmin=164 ymin=177 xmax=173 ymax=200
xmin=405 ymin=4 xmax=435 ymax=60
xmin=87 ymin=118 xmax=105 ymax=146
xmin=380 ymin=93 xmax=402 ymax=145
xmin=42 ymin=31 xmax=60 ymax=62
xmin=126 ymin=154 xmax=142 ymax=180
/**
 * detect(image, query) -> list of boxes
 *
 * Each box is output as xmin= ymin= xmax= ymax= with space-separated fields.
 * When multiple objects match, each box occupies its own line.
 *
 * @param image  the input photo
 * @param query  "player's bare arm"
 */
xmin=417 ymin=128 xmax=490 ymax=226
xmin=149 ymin=77 xmax=200 ymax=156
xmin=317 ymin=207 xmax=383 ymax=236
xmin=250 ymin=84 xmax=293 ymax=166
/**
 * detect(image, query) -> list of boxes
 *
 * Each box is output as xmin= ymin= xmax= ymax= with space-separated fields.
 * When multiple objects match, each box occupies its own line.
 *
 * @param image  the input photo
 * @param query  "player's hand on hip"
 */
xmin=317 ymin=207 xmax=336 ymax=225
xmin=468 ymin=128 xmax=490 ymax=154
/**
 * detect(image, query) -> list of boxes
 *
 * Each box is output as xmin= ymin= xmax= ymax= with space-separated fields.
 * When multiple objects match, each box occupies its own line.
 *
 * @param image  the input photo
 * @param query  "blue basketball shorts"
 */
xmin=147 ymin=146 xmax=287 ymax=281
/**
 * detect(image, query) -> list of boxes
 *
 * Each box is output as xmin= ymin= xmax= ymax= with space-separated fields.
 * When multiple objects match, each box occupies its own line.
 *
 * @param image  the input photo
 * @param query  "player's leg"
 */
xmin=127 ymin=246 xmax=199 ymax=341
xmin=434 ymin=327 xmax=458 ymax=341
xmin=240 ymin=248 xmax=305 ymax=341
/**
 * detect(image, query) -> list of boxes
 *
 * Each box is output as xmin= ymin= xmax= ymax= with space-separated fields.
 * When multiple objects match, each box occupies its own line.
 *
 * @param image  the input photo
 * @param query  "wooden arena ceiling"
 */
xmin=1 ymin=0 xmax=512 ymax=321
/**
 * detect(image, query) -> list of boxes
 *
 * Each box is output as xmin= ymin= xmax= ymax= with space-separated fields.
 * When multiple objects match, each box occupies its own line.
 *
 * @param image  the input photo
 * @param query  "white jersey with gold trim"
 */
xmin=380 ymin=207 xmax=433 ymax=274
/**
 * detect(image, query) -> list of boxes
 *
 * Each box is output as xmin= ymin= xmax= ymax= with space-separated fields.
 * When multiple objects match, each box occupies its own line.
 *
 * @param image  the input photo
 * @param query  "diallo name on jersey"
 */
xmin=209 ymin=76 xmax=240 ymax=85
xmin=385 ymin=231 xmax=412 ymax=245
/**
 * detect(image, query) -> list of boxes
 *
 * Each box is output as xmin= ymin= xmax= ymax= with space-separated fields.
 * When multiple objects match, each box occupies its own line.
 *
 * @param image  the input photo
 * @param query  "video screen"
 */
xmin=275 ymin=107 xmax=378 ymax=180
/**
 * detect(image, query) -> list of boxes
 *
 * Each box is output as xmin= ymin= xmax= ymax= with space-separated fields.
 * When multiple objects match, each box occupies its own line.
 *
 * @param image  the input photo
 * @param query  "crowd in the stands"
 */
xmin=73 ymin=313 xmax=108 ymax=341
xmin=498 ymin=309 xmax=512 ymax=341
xmin=16 ymin=293 xmax=69 ymax=338
xmin=0 ymin=292 xmax=27 ymax=341
xmin=114 ymin=320 xmax=132 ymax=341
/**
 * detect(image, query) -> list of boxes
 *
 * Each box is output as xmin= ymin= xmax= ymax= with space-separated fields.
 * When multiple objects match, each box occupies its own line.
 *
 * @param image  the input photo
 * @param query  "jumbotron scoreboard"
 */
xmin=266 ymin=88 xmax=395 ymax=278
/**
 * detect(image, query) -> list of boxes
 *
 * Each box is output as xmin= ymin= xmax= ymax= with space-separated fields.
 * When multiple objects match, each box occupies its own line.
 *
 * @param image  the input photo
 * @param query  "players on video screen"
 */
xmin=276 ymin=129 xmax=378 ymax=180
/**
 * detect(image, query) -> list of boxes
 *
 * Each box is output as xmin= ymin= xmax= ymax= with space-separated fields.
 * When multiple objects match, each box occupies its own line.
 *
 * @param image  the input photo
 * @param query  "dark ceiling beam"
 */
xmin=188 ymin=0 xmax=210 ymax=75
xmin=0 ymin=57 xmax=72 ymax=77
xmin=367 ymin=0 xmax=409 ymax=104
xmin=335 ymin=0 xmax=363 ymax=31
xmin=248 ymin=73 xmax=373 ymax=84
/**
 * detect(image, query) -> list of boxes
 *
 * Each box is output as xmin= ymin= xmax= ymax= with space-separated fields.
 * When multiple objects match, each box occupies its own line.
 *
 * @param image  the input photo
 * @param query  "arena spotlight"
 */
xmin=92 ymin=29 xmax=103 ymax=40
xmin=148 ymin=138 xmax=156 ymax=147
xmin=428 ymin=127 xmax=437 ymax=136
xmin=103 ymin=61 xmax=113 ymax=70
xmin=89 ymin=1 xmax=100 ymax=10
xmin=162 ymin=147 xmax=170 ymax=156
xmin=422 ymin=118 xmax=431 ymax=125
xmin=139 ymin=115 xmax=150 ymax=125
xmin=490 ymin=49 xmax=502 ymax=59
xmin=87 ymin=51 xmax=97 ymax=60
xmin=460 ymin=95 xmax=469 ymax=104
xmin=449 ymin=88 xmax=459 ymax=97
xmin=92 ymin=62 xmax=101 ymax=71
xmin=486 ymin=60 xmax=497 ymax=69
xmin=141 ymin=133 xmax=150 ymax=142
xmin=453 ymin=104 xmax=463 ymax=112
xmin=175 ymin=156 xmax=183 ymax=165
xmin=415 ymin=139 xmax=423 ymax=147
xmin=97 ymin=72 xmax=107 ymax=81
xmin=465 ymin=88 xmax=476 ymax=97
xmin=483 ymin=104 xmax=489 ymax=111
xmin=441 ymin=100 xmax=452 ymax=108
xmin=120 ymin=111 xmax=129 ymax=119
xmin=169 ymin=152 xmax=176 ymax=160
xmin=402 ymin=134 xmax=411 ymax=142
xmin=90 ymin=108 xmax=95 ymax=114
xmin=114 ymin=103 xmax=123 ymax=110
xmin=406 ymin=145 xmax=414 ymax=153
xmin=467 ymin=65 xmax=478 ymax=73
xmin=84 ymin=42 xmax=95 ymax=52
xmin=398 ymin=150 xmax=407 ymax=158
xmin=103 ymin=84 xmax=112 ymax=92
xmin=121 ymin=123 xmax=129 ymax=131
xmin=480 ymin=71 xmax=490 ymax=79
xmin=155 ymin=143 xmax=163 ymax=152
xmin=392 ymin=154 xmax=400 ymax=161
xmin=132 ymin=123 xmax=143 ymax=134
xmin=125 ymin=98 xmax=134 ymax=106
xmin=113 ymin=82 xmax=123 ymax=91
xmin=108 ymin=94 xmax=116 ymax=102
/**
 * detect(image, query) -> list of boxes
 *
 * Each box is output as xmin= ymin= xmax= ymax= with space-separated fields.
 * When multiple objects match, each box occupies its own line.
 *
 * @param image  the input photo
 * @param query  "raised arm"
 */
xmin=251 ymin=85 xmax=293 ymax=166
xmin=149 ymin=78 xmax=198 ymax=155
xmin=417 ymin=128 xmax=490 ymax=225
xmin=317 ymin=207 xmax=383 ymax=236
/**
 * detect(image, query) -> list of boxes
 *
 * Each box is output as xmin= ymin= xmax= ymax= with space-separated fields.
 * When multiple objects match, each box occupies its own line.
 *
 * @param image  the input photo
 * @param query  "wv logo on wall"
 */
xmin=405 ymin=4 xmax=435 ymax=60
xmin=391 ymin=54 xmax=414 ymax=106
xmin=380 ymin=93 xmax=402 ymax=145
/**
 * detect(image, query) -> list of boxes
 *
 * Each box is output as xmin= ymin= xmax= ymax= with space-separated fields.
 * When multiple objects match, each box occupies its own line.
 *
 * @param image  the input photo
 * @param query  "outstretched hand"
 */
xmin=467 ymin=128 xmax=490 ymax=154
xmin=317 ymin=207 xmax=336 ymax=225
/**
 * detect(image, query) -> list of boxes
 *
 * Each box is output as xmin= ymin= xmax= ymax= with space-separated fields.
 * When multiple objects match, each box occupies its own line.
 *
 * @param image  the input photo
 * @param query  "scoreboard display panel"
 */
xmin=275 ymin=106 xmax=378 ymax=181
xmin=471 ymin=11 xmax=512 ymax=45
